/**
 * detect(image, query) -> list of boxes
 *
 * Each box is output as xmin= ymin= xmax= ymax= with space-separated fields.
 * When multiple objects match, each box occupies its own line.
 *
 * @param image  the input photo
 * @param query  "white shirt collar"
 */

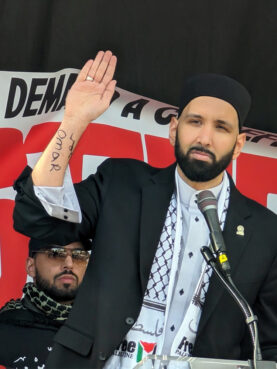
xmin=175 ymin=168 xmax=227 ymax=210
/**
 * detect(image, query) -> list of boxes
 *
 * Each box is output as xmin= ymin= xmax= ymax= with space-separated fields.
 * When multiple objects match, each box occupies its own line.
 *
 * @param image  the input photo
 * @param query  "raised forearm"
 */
xmin=31 ymin=50 xmax=117 ymax=186
xmin=31 ymin=117 xmax=87 ymax=186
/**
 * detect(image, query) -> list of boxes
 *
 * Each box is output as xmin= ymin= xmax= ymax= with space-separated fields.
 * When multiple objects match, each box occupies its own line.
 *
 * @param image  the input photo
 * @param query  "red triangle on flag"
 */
xmin=139 ymin=341 xmax=156 ymax=353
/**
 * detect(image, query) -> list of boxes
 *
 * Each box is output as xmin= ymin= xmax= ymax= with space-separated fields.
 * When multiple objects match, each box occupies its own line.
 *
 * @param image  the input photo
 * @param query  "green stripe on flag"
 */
xmin=136 ymin=342 xmax=143 ymax=362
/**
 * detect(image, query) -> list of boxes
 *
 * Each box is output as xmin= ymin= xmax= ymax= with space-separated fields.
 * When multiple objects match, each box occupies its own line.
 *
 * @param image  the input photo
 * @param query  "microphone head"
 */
xmin=197 ymin=190 xmax=217 ymax=213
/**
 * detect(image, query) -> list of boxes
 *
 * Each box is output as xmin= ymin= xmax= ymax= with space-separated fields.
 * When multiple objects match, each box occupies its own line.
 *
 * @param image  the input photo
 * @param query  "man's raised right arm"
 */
xmin=13 ymin=51 xmax=117 ymax=242
xmin=32 ymin=50 xmax=117 ymax=187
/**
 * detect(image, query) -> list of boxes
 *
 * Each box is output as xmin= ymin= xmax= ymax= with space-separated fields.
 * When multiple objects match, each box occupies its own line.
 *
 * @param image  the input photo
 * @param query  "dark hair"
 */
xmin=29 ymin=238 xmax=93 ymax=256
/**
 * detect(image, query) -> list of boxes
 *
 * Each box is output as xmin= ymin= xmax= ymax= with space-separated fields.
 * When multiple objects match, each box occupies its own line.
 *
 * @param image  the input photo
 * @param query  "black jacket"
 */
xmin=0 ymin=296 xmax=63 ymax=368
xmin=13 ymin=159 xmax=277 ymax=369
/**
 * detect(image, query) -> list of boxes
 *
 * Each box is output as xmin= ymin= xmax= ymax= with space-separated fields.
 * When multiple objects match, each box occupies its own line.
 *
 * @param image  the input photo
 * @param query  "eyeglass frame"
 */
xmin=31 ymin=245 xmax=90 ymax=263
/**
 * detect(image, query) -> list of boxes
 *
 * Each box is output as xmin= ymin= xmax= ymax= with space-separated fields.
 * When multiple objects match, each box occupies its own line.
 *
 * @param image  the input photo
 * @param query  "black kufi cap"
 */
xmin=178 ymin=73 xmax=251 ymax=128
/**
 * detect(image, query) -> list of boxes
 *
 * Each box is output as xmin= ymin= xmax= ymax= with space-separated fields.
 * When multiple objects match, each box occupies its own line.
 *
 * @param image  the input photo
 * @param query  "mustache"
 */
xmin=54 ymin=270 xmax=78 ymax=282
xmin=187 ymin=146 xmax=216 ymax=161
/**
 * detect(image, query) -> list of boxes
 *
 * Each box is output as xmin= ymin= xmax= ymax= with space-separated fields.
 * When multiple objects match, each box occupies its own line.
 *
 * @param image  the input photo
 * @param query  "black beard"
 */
xmin=174 ymin=131 xmax=235 ymax=182
xmin=35 ymin=270 xmax=79 ymax=303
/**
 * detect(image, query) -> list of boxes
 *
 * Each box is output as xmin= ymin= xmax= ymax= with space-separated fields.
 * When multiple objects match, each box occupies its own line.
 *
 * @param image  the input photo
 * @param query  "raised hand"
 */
xmin=64 ymin=50 xmax=117 ymax=127
xmin=31 ymin=51 xmax=117 ymax=186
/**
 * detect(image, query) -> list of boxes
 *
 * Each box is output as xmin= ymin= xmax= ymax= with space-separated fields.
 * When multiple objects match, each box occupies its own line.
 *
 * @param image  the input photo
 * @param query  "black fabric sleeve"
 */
xmin=13 ymin=159 xmax=113 ymax=247
xmin=255 ymin=253 xmax=277 ymax=361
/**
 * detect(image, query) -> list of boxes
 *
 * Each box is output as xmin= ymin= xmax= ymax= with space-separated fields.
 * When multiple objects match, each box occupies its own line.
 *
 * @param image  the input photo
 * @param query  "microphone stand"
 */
xmin=201 ymin=246 xmax=275 ymax=369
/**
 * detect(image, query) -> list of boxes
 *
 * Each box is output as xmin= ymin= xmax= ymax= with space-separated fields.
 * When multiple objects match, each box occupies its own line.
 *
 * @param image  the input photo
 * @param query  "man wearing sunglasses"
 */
xmin=0 ymin=238 xmax=91 ymax=368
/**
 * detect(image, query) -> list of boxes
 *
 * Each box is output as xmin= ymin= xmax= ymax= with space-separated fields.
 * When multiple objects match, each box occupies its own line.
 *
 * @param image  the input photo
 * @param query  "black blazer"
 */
xmin=13 ymin=159 xmax=277 ymax=369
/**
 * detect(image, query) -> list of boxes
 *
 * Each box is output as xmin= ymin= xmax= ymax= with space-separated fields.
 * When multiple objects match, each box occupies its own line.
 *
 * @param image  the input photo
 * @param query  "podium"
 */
xmin=133 ymin=355 xmax=277 ymax=369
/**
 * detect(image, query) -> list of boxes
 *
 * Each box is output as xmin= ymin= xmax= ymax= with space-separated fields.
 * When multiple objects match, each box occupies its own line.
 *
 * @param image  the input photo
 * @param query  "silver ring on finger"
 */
xmin=86 ymin=75 xmax=94 ymax=82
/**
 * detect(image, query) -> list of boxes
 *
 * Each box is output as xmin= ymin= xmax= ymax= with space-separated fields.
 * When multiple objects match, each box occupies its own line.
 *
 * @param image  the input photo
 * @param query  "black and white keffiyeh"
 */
xmin=105 ymin=172 xmax=230 ymax=369
xmin=23 ymin=282 xmax=72 ymax=321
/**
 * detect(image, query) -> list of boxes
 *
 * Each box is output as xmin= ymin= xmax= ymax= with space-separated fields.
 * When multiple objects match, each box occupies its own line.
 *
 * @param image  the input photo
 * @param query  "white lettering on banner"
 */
xmin=0 ymin=186 xmax=16 ymax=201
xmin=268 ymin=194 xmax=277 ymax=213
xmin=82 ymin=155 xmax=109 ymax=178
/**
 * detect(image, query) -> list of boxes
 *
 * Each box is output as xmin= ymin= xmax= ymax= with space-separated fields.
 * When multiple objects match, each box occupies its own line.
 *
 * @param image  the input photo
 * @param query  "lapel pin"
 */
xmin=236 ymin=225 xmax=245 ymax=236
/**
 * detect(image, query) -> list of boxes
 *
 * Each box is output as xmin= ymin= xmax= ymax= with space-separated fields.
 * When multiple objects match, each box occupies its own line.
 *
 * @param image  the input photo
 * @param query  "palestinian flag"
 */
xmin=136 ymin=340 xmax=157 ymax=362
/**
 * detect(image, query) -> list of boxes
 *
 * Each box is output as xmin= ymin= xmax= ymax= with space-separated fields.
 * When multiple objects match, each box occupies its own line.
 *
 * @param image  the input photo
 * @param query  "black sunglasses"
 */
xmin=33 ymin=246 xmax=90 ymax=262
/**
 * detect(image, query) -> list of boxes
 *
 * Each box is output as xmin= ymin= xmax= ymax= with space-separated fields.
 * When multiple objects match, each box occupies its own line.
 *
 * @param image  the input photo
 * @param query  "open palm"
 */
xmin=64 ymin=50 xmax=117 ymax=126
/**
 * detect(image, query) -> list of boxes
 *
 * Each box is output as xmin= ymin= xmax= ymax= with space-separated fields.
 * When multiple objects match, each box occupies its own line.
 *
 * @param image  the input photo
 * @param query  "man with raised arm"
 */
xmin=13 ymin=51 xmax=277 ymax=369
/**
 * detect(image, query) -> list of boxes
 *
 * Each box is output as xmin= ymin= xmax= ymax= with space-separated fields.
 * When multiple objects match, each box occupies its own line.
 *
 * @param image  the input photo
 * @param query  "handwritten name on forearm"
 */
xmin=68 ymin=133 xmax=75 ymax=159
xmin=50 ymin=129 xmax=67 ymax=172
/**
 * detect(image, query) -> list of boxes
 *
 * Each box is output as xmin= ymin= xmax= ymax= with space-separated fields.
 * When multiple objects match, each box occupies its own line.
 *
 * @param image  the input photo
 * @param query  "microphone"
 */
xmin=197 ymin=190 xmax=231 ymax=277
xmin=198 ymin=191 xmax=268 ymax=366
